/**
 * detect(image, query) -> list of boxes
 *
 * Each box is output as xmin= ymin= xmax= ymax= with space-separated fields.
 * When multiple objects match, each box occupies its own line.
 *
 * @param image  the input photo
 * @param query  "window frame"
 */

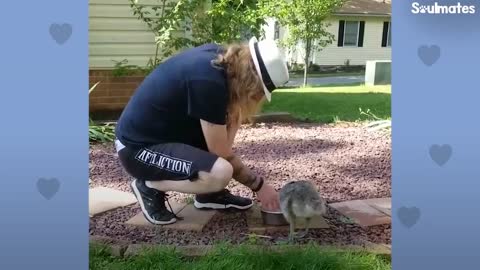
xmin=343 ymin=20 xmax=360 ymax=47
xmin=274 ymin=21 xmax=280 ymax=40
xmin=386 ymin=21 xmax=391 ymax=47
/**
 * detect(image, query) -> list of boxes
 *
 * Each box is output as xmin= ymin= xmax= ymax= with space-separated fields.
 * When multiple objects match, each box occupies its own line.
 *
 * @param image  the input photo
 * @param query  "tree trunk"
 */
xmin=303 ymin=39 xmax=311 ymax=87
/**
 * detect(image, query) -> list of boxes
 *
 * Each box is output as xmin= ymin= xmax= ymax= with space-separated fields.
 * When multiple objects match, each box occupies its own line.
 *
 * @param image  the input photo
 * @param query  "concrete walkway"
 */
xmin=285 ymin=75 xmax=364 ymax=87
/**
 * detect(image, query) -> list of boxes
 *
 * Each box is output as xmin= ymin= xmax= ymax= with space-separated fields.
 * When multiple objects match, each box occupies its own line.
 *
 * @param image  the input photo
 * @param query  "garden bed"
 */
xmin=89 ymin=122 xmax=391 ymax=246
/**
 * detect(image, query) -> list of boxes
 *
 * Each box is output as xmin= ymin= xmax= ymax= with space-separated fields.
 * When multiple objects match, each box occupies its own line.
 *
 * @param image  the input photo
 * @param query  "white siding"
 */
xmin=264 ymin=15 xmax=391 ymax=66
xmin=312 ymin=16 xmax=391 ymax=65
xmin=89 ymin=0 xmax=188 ymax=69
xmin=262 ymin=18 xmax=289 ymax=60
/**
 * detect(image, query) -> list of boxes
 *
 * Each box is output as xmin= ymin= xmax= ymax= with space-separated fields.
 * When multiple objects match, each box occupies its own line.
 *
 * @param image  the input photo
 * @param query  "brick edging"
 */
xmin=91 ymin=112 xmax=303 ymax=124
xmin=90 ymin=235 xmax=391 ymax=259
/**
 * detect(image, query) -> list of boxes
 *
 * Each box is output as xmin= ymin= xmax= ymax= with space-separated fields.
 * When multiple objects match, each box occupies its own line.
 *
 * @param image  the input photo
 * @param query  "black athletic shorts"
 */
xmin=115 ymin=140 xmax=219 ymax=181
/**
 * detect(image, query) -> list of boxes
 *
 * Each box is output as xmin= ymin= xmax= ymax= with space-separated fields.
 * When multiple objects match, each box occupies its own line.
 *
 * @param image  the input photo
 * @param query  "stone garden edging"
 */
xmin=95 ymin=112 xmax=302 ymax=126
xmin=90 ymin=235 xmax=391 ymax=260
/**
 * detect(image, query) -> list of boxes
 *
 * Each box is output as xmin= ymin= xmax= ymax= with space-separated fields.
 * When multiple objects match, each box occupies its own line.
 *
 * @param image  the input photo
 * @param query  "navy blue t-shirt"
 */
xmin=115 ymin=43 xmax=228 ymax=150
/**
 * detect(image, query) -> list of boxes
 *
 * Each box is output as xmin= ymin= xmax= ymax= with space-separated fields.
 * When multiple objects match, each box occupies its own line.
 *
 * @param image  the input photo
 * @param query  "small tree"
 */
xmin=128 ymin=0 xmax=204 ymax=72
xmin=190 ymin=0 xmax=268 ymax=45
xmin=268 ymin=0 xmax=345 ymax=87
xmin=128 ymin=0 xmax=268 ymax=73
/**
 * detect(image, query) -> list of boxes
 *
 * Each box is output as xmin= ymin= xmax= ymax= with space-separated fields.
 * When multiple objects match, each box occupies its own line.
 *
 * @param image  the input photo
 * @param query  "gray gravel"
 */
xmin=89 ymin=123 xmax=391 ymax=246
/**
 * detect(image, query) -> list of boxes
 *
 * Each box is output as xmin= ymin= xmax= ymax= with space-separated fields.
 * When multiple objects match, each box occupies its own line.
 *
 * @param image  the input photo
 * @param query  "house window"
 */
xmin=343 ymin=21 xmax=360 ymax=46
xmin=387 ymin=22 xmax=391 ymax=47
xmin=381 ymin=21 xmax=391 ymax=47
xmin=274 ymin=21 xmax=280 ymax=40
xmin=338 ymin=20 xmax=364 ymax=47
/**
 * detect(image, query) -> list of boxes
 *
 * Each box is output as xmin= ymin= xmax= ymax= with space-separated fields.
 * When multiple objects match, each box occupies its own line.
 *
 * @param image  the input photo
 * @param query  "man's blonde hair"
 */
xmin=212 ymin=43 xmax=266 ymax=127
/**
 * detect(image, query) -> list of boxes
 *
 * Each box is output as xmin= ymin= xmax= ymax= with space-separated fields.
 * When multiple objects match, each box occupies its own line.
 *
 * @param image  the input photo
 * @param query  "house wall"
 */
xmin=89 ymin=0 xmax=195 ymax=114
xmin=270 ymin=15 xmax=391 ymax=66
xmin=314 ymin=16 xmax=391 ymax=66
xmin=263 ymin=18 xmax=289 ymax=61
xmin=89 ymin=0 xmax=203 ymax=69
xmin=90 ymin=0 xmax=160 ymax=69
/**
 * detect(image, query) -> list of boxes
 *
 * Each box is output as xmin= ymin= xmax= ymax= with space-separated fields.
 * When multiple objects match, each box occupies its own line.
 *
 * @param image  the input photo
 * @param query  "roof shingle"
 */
xmin=335 ymin=0 xmax=391 ymax=16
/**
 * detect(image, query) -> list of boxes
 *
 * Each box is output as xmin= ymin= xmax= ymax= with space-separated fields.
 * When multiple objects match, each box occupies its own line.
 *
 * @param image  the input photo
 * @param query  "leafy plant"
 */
xmin=89 ymin=121 xmax=116 ymax=143
xmin=89 ymin=82 xmax=116 ymax=143
xmin=359 ymin=108 xmax=391 ymax=131
xmin=124 ymin=0 xmax=269 ymax=73
xmin=112 ymin=59 xmax=143 ymax=77
xmin=128 ymin=0 xmax=201 ymax=70
xmin=246 ymin=233 xmax=260 ymax=245
xmin=190 ymin=0 xmax=268 ymax=45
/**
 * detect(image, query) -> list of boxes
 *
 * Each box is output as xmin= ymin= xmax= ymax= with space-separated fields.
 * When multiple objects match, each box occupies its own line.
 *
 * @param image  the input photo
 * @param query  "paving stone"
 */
xmin=381 ymin=244 xmax=391 ymax=251
xmin=362 ymin=241 xmax=392 ymax=255
xmin=125 ymin=201 xmax=188 ymax=226
xmin=109 ymin=244 xmax=128 ymax=257
xmin=126 ymin=204 xmax=217 ymax=232
xmin=329 ymin=200 xmax=391 ymax=227
xmin=363 ymin=198 xmax=391 ymax=217
xmin=246 ymin=204 xmax=329 ymax=234
xmin=89 ymin=187 xmax=137 ymax=217
xmin=164 ymin=205 xmax=217 ymax=232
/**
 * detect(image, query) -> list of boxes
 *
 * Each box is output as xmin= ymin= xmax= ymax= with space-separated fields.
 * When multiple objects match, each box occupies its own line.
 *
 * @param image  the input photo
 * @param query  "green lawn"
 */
xmin=90 ymin=243 xmax=391 ymax=270
xmin=261 ymin=84 xmax=391 ymax=123
xmin=289 ymin=72 xmax=365 ymax=78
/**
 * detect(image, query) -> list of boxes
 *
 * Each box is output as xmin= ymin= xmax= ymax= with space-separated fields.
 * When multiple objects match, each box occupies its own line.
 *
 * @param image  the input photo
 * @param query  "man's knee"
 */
xmin=208 ymin=158 xmax=233 ymax=191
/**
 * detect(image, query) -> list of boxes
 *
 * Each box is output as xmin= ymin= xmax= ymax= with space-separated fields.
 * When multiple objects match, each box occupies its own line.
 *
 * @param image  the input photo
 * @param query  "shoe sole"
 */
xmin=193 ymin=200 xmax=253 ymax=210
xmin=130 ymin=179 xmax=177 ymax=225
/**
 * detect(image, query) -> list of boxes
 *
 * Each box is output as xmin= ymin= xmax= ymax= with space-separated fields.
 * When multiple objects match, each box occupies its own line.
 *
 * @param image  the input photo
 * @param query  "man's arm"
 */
xmin=200 ymin=119 xmax=262 ymax=191
xmin=226 ymin=155 xmax=263 ymax=191
xmin=226 ymin=112 xmax=241 ymax=149
xmin=200 ymin=119 xmax=232 ymax=158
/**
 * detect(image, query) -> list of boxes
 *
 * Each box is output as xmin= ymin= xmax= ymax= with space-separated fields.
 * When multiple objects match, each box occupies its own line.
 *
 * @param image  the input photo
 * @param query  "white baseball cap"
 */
xmin=248 ymin=37 xmax=289 ymax=102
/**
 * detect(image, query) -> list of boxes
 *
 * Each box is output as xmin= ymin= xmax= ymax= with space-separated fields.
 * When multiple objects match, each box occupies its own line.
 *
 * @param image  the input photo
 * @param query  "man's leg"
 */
xmin=139 ymin=144 xmax=253 ymax=210
xmin=145 ymin=157 xmax=232 ymax=194
xmin=117 ymin=141 xmax=253 ymax=225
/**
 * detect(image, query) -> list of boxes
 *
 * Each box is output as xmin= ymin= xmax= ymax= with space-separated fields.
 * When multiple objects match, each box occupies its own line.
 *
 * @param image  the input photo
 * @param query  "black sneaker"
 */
xmin=194 ymin=189 xmax=253 ymax=210
xmin=130 ymin=179 xmax=178 ymax=225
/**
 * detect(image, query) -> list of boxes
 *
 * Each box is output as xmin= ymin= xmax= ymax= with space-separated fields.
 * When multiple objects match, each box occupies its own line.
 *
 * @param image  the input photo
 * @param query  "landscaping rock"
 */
xmin=89 ymin=123 xmax=391 ymax=246
xmin=251 ymin=112 xmax=297 ymax=123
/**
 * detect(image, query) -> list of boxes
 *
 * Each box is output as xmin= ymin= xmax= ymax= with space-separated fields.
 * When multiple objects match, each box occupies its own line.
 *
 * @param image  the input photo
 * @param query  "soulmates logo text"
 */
xmin=411 ymin=2 xmax=476 ymax=14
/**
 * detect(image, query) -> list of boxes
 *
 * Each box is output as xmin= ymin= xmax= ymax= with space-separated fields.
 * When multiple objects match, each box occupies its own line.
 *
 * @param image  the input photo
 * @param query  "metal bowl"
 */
xmin=260 ymin=210 xmax=289 ymax=226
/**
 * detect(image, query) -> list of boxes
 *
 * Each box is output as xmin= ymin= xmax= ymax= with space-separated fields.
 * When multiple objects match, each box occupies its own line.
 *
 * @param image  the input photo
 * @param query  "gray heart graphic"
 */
xmin=429 ymin=144 xmax=452 ymax=166
xmin=418 ymin=45 xmax=440 ymax=66
xmin=397 ymin=206 xmax=420 ymax=228
xmin=49 ymin=23 xmax=72 ymax=45
xmin=37 ymin=177 xmax=61 ymax=200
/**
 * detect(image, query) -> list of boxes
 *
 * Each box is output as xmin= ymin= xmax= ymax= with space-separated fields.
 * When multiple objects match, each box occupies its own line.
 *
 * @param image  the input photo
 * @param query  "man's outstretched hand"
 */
xmin=256 ymin=183 xmax=280 ymax=212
